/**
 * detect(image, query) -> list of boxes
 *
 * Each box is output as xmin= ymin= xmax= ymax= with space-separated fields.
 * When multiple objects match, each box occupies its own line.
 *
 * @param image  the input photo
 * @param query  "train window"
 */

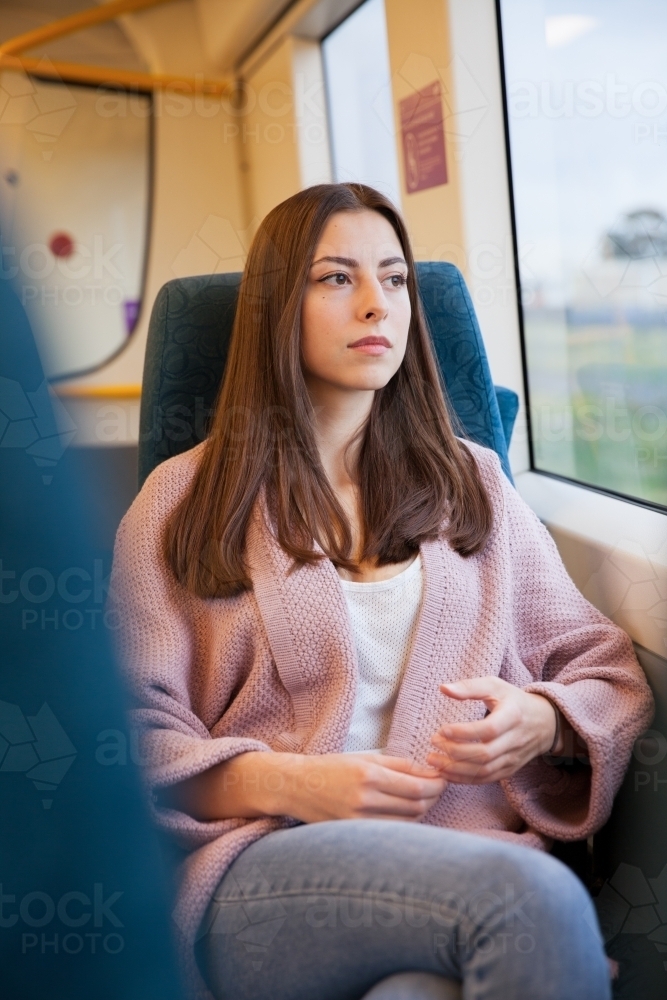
xmin=498 ymin=0 xmax=667 ymax=509
xmin=322 ymin=0 xmax=401 ymax=207
xmin=0 ymin=74 xmax=152 ymax=381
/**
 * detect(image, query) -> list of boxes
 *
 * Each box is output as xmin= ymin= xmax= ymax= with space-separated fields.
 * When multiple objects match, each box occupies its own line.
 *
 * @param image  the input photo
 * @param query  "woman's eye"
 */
xmin=321 ymin=272 xmax=350 ymax=285
xmin=385 ymin=274 xmax=407 ymax=288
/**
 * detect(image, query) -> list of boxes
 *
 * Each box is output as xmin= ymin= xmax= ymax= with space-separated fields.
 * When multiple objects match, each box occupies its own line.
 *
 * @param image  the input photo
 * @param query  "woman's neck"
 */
xmin=305 ymin=376 xmax=374 ymax=496
xmin=304 ymin=380 xmax=414 ymax=581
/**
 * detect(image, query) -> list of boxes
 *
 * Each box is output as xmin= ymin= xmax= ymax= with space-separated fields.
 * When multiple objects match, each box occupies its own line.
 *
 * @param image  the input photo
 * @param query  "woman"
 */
xmin=111 ymin=184 xmax=653 ymax=1000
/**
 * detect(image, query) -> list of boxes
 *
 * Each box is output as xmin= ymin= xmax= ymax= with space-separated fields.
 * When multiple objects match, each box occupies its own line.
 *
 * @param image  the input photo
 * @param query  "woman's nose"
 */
xmin=358 ymin=279 xmax=388 ymax=321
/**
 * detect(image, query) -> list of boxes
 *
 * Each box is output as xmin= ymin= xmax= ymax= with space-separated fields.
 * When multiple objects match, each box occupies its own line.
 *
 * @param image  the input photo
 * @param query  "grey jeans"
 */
xmin=196 ymin=820 xmax=610 ymax=1000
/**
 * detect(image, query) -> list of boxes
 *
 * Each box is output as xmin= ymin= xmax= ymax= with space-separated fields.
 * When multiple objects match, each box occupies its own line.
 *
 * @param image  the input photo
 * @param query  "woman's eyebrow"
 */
xmin=378 ymin=256 xmax=407 ymax=268
xmin=311 ymin=254 xmax=407 ymax=268
xmin=311 ymin=255 xmax=358 ymax=268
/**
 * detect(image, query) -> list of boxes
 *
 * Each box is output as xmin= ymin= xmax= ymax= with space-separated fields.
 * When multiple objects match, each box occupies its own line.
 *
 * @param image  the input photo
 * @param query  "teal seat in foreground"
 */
xmin=139 ymin=262 xmax=518 ymax=488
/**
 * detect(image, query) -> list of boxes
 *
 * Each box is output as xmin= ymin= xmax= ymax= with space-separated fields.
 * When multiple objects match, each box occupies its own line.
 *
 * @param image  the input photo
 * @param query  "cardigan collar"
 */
xmin=245 ymin=489 xmax=485 ymax=761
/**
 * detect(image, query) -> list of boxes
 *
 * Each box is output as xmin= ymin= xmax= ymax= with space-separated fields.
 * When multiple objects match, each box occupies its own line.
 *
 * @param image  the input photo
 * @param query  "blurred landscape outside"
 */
xmin=501 ymin=0 xmax=667 ymax=507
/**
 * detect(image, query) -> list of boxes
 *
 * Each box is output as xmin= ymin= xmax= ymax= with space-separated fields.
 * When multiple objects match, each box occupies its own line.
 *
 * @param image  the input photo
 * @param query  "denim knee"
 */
xmin=491 ymin=846 xmax=600 ymax=940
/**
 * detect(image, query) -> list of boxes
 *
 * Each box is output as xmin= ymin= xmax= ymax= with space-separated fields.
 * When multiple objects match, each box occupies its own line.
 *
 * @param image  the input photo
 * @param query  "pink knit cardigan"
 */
xmin=111 ymin=439 xmax=654 ymax=995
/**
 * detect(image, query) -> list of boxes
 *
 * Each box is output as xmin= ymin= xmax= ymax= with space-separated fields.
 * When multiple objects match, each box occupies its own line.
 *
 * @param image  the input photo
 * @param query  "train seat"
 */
xmin=138 ymin=261 xmax=519 ymax=488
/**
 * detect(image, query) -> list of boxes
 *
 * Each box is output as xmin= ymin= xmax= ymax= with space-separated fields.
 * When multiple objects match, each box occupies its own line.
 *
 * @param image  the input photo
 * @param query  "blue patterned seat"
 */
xmin=139 ymin=262 xmax=518 ymax=488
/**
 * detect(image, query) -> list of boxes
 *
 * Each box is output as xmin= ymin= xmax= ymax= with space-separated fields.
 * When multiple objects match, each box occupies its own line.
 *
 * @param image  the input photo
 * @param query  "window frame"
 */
xmin=493 ymin=0 xmax=667 ymax=516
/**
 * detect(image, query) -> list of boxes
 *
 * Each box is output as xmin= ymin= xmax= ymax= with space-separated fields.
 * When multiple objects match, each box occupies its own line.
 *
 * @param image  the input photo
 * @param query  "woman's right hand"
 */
xmin=166 ymin=750 xmax=447 ymax=824
xmin=273 ymin=752 xmax=448 ymax=823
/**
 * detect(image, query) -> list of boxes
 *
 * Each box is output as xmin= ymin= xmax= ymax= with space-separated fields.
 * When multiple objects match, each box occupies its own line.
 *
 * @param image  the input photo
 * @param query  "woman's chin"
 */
xmin=305 ymin=372 xmax=396 ymax=396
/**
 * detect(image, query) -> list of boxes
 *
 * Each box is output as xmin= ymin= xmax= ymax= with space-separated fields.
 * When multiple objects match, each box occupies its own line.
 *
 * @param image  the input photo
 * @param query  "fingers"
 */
xmin=356 ymin=756 xmax=446 ymax=802
xmin=428 ymin=722 xmax=518 ymax=781
xmin=433 ymin=710 xmax=514 ymax=744
xmin=356 ymin=812 xmax=426 ymax=823
xmin=430 ymin=728 xmax=515 ymax=764
xmin=309 ymin=754 xmax=447 ymax=822
xmin=360 ymin=790 xmax=444 ymax=818
xmin=375 ymin=768 xmax=447 ymax=801
xmin=369 ymin=754 xmax=443 ymax=778
xmin=435 ymin=679 xmax=521 ymax=746
xmin=426 ymin=749 xmax=518 ymax=784
xmin=440 ymin=677 xmax=511 ymax=705
xmin=332 ymin=754 xmax=446 ymax=800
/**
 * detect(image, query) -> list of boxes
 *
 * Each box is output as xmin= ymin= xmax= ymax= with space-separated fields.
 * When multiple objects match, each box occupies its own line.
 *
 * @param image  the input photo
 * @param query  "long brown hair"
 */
xmin=165 ymin=183 xmax=493 ymax=598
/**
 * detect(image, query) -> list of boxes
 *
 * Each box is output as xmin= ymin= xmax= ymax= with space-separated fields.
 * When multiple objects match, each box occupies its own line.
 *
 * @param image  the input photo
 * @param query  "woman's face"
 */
xmin=300 ymin=210 xmax=411 ymax=394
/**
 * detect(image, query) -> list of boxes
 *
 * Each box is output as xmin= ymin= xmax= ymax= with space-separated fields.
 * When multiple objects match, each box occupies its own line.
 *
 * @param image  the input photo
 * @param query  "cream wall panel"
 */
xmin=517 ymin=471 xmax=667 ymax=660
xmin=243 ymin=35 xmax=331 ymax=233
xmin=60 ymin=0 xmax=248 ymax=403
xmin=242 ymin=37 xmax=302 ymax=233
xmin=383 ymin=0 xmax=465 ymax=266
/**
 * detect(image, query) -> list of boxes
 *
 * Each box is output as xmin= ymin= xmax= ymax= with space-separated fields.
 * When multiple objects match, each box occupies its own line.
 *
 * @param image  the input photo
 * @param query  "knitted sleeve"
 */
xmin=109 ymin=451 xmax=273 ymax=849
xmin=479 ymin=452 xmax=655 ymax=842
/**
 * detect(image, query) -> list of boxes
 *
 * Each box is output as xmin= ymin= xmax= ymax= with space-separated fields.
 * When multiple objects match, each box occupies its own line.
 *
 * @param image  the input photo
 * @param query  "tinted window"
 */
xmin=499 ymin=0 xmax=667 ymax=507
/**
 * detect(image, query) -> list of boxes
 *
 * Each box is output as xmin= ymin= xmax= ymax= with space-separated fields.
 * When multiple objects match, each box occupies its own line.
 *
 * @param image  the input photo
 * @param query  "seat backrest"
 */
xmin=139 ymin=261 xmax=514 ymax=488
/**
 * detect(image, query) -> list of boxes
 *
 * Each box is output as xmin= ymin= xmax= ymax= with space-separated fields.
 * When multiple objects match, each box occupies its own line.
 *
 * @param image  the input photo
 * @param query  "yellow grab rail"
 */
xmin=0 ymin=54 xmax=234 ymax=94
xmin=55 ymin=384 xmax=142 ymax=398
xmin=0 ymin=0 xmax=172 ymax=56
xmin=0 ymin=0 xmax=235 ymax=95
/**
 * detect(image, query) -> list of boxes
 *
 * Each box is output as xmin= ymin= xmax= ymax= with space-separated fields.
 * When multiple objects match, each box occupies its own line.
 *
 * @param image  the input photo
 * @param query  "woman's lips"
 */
xmin=348 ymin=336 xmax=391 ymax=355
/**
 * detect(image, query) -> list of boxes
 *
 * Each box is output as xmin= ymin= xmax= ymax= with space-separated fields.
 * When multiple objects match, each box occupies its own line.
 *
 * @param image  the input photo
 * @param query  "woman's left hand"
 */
xmin=427 ymin=676 xmax=559 ymax=783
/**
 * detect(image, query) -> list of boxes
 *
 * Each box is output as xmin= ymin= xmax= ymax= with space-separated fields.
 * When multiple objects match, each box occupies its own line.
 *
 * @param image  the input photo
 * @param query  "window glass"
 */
xmin=0 ymin=75 xmax=151 ymax=381
xmin=322 ymin=0 xmax=401 ymax=208
xmin=499 ymin=0 xmax=667 ymax=507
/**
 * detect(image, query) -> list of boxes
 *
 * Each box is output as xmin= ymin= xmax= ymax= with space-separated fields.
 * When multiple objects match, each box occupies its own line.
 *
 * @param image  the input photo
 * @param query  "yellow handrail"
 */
xmin=0 ymin=0 xmax=235 ymax=95
xmin=0 ymin=0 xmax=172 ymax=56
xmin=0 ymin=54 xmax=234 ymax=94
xmin=55 ymin=384 xmax=142 ymax=398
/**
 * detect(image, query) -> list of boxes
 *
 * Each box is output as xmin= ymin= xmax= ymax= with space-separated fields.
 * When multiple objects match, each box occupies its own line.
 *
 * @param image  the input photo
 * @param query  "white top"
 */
xmin=339 ymin=554 xmax=424 ymax=753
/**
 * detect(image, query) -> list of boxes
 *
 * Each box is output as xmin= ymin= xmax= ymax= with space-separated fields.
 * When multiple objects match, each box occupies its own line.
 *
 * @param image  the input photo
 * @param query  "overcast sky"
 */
xmin=500 ymin=0 xmax=667 ymax=298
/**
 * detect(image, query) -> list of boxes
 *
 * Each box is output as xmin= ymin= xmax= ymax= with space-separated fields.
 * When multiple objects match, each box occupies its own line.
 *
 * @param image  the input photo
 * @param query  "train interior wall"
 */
xmin=1 ymin=3 xmax=521 ymax=473
xmin=1 ymin=0 xmax=665 ymax=699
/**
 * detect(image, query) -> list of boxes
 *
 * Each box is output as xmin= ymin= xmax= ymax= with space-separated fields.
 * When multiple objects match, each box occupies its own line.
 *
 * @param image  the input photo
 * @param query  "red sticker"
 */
xmin=400 ymin=81 xmax=448 ymax=194
xmin=49 ymin=232 xmax=75 ymax=259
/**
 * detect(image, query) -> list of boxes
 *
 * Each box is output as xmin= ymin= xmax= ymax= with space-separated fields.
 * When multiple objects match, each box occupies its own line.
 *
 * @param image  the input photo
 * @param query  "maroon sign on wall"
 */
xmin=399 ymin=80 xmax=448 ymax=194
